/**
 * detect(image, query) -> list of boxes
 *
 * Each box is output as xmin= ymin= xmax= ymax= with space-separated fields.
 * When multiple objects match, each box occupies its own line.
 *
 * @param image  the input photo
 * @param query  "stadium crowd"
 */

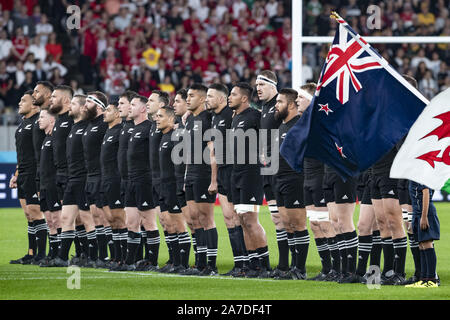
xmin=0 ymin=0 xmax=449 ymax=120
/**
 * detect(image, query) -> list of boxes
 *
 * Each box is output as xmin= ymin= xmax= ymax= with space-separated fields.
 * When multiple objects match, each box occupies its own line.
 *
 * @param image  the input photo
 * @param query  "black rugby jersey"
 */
xmin=149 ymin=119 xmax=163 ymax=182
xmin=39 ymin=134 xmax=57 ymax=188
xmin=82 ymin=114 xmax=108 ymax=177
xmin=173 ymin=121 xmax=186 ymax=179
xmin=118 ymin=120 xmax=134 ymax=180
xmin=15 ymin=113 xmax=39 ymax=175
xmin=100 ymin=123 xmax=122 ymax=179
xmin=66 ymin=120 xmax=88 ymax=181
xmin=260 ymin=94 xmax=281 ymax=158
xmin=211 ymin=106 xmax=233 ymax=167
xmin=32 ymin=113 xmax=46 ymax=181
xmin=276 ymin=115 xmax=302 ymax=177
xmin=52 ymin=111 xmax=73 ymax=176
xmin=231 ymin=107 xmax=261 ymax=172
xmin=127 ymin=120 xmax=151 ymax=181
xmin=159 ymin=129 xmax=176 ymax=182
xmin=185 ymin=110 xmax=212 ymax=179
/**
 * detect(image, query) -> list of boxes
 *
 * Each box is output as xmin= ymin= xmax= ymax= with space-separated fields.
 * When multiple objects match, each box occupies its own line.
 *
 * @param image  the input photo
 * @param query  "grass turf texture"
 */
xmin=1 ymin=204 xmax=449 ymax=300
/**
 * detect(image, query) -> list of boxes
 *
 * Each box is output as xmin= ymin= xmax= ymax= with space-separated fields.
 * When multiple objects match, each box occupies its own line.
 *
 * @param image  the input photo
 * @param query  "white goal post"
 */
xmin=291 ymin=0 xmax=450 ymax=90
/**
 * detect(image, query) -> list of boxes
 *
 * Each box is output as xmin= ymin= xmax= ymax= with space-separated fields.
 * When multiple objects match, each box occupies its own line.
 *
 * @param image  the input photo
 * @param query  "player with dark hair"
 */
xmin=207 ymin=83 xmax=248 ymax=276
xmin=229 ymin=82 xmax=271 ymax=278
xmin=273 ymin=88 xmax=309 ymax=280
xmin=9 ymin=91 xmax=47 ymax=265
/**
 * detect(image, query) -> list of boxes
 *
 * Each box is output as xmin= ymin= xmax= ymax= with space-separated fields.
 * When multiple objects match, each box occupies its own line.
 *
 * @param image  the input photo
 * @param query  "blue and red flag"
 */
xmin=280 ymin=13 xmax=429 ymax=180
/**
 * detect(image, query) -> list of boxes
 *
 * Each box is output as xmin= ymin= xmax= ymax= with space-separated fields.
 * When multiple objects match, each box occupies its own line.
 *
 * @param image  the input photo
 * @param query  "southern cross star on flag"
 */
xmin=280 ymin=13 xmax=429 ymax=180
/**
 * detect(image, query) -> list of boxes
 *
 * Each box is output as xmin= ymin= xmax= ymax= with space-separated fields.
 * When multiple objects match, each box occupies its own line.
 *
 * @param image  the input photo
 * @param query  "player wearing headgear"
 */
xmin=206 ymin=83 xmax=248 ymax=276
xmin=229 ymin=82 xmax=271 ymax=278
xmin=273 ymin=88 xmax=310 ymax=280
xmin=256 ymin=70 xmax=288 ymax=275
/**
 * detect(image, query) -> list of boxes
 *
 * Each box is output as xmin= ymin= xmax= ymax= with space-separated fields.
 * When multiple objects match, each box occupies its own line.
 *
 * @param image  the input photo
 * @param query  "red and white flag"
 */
xmin=390 ymin=88 xmax=450 ymax=191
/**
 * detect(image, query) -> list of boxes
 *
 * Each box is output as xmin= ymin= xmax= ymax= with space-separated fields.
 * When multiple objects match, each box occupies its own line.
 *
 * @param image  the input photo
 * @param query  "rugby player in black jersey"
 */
xmin=295 ymin=84 xmax=338 ymax=281
xmin=112 ymin=95 xmax=158 ymax=271
xmin=182 ymin=83 xmax=218 ymax=276
xmin=9 ymin=91 xmax=46 ymax=265
xmin=206 ymin=83 xmax=248 ymax=276
xmin=256 ymin=70 xmax=288 ymax=274
xmin=82 ymin=91 xmax=111 ymax=266
xmin=228 ymin=82 xmax=271 ymax=278
xmin=100 ymin=102 xmax=127 ymax=267
xmin=273 ymin=88 xmax=310 ymax=280
xmin=156 ymin=106 xmax=191 ymax=273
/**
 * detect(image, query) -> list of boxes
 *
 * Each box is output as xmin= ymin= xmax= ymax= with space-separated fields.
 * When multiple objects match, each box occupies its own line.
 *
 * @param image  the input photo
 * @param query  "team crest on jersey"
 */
xmin=60 ymin=121 xmax=69 ymax=128
xmin=90 ymin=126 xmax=98 ymax=132
xmin=24 ymin=124 xmax=32 ymax=130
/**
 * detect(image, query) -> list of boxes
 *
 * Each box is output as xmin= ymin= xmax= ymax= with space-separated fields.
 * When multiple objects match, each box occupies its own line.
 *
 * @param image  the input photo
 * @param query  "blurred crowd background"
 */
xmin=0 ymin=0 xmax=449 ymax=124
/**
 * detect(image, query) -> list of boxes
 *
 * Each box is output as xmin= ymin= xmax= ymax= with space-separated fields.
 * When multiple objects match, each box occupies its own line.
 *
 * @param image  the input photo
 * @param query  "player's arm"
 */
xmin=9 ymin=166 xmax=18 ymax=188
xmin=420 ymin=187 xmax=430 ymax=230
xmin=208 ymin=141 xmax=218 ymax=194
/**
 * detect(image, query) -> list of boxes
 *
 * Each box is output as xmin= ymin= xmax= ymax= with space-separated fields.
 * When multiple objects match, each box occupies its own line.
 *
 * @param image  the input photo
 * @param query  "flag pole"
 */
xmin=329 ymin=11 xmax=430 ymax=105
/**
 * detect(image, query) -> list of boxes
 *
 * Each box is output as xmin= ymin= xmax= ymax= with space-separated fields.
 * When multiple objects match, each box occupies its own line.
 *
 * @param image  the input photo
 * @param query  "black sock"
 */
xmin=164 ymin=231 xmax=173 ymax=264
xmin=119 ymin=228 xmax=128 ymax=262
xmin=235 ymin=225 xmax=248 ymax=265
xmin=344 ymin=230 xmax=358 ymax=274
xmin=125 ymin=231 xmax=141 ymax=265
xmin=95 ymin=225 xmax=108 ymax=260
xmin=315 ymin=237 xmax=331 ymax=274
xmin=336 ymin=233 xmax=347 ymax=274
xmin=287 ymin=232 xmax=296 ymax=269
xmin=59 ymin=230 xmax=75 ymax=261
xmin=192 ymin=232 xmax=198 ymax=267
xmin=424 ymin=247 xmax=437 ymax=281
xmin=33 ymin=219 xmax=48 ymax=258
xmin=169 ymin=233 xmax=180 ymax=266
xmin=257 ymin=246 xmax=270 ymax=270
xmin=206 ymin=228 xmax=218 ymax=269
xmin=86 ymin=230 xmax=98 ymax=261
xmin=276 ymin=229 xmax=289 ymax=271
xmin=112 ymin=229 xmax=121 ymax=262
xmin=294 ymin=230 xmax=309 ymax=273
xmin=356 ymin=235 xmax=372 ymax=276
xmin=248 ymin=250 xmax=260 ymax=270
xmin=381 ymin=237 xmax=394 ymax=275
xmin=370 ymin=230 xmax=382 ymax=267
xmin=408 ymin=233 xmax=421 ymax=278
xmin=73 ymin=233 xmax=82 ymax=257
xmin=146 ymin=230 xmax=160 ymax=266
xmin=393 ymin=237 xmax=407 ymax=275
xmin=327 ymin=236 xmax=340 ymax=272
xmin=227 ymin=227 xmax=241 ymax=268
xmin=195 ymin=228 xmax=207 ymax=269
xmin=75 ymin=225 xmax=88 ymax=257
xmin=28 ymin=222 xmax=36 ymax=256
xmin=420 ymin=249 xmax=427 ymax=280
xmin=137 ymin=228 xmax=145 ymax=261
xmin=104 ymin=226 xmax=113 ymax=260
xmin=49 ymin=234 xmax=59 ymax=258
xmin=178 ymin=232 xmax=191 ymax=268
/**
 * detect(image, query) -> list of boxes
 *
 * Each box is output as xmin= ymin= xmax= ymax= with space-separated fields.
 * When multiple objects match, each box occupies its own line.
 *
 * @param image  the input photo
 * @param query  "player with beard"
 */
xmin=40 ymin=94 xmax=98 ymax=267
xmin=111 ymin=95 xmax=157 ymax=271
xmin=256 ymin=70 xmax=288 ymax=275
xmin=228 ymin=82 xmax=271 ymax=278
xmin=100 ymin=102 xmax=127 ymax=267
xmin=181 ymin=83 xmax=218 ymax=276
xmin=273 ymin=88 xmax=310 ymax=280
xmin=206 ymin=83 xmax=248 ymax=276
xmin=82 ymin=91 xmax=111 ymax=267
xmin=9 ymin=91 xmax=47 ymax=265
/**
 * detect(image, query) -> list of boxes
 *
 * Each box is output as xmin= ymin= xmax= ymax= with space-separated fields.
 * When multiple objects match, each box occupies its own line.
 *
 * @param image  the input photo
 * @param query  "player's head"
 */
xmin=49 ymin=85 xmax=73 ymax=115
xmin=402 ymin=74 xmax=418 ymax=89
xmin=296 ymin=82 xmax=316 ymax=114
xmin=69 ymin=94 xmax=86 ymax=119
xmin=104 ymin=102 xmax=120 ymax=124
xmin=229 ymin=82 xmax=253 ymax=110
xmin=275 ymin=88 xmax=298 ymax=121
xmin=32 ymin=81 xmax=54 ymax=109
xmin=256 ymin=70 xmax=278 ymax=101
xmin=118 ymin=90 xmax=137 ymax=118
xmin=147 ymin=90 xmax=169 ymax=116
xmin=84 ymin=91 xmax=108 ymax=121
xmin=18 ymin=90 xmax=36 ymax=116
xmin=206 ymin=83 xmax=229 ymax=111
xmin=38 ymin=108 xmax=55 ymax=131
xmin=173 ymin=89 xmax=188 ymax=117
xmin=187 ymin=83 xmax=208 ymax=112
xmin=156 ymin=106 xmax=176 ymax=131
xmin=129 ymin=95 xmax=148 ymax=120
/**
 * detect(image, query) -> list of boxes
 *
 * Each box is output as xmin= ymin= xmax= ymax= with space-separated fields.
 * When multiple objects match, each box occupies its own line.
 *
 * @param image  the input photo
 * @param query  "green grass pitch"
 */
xmin=1 ymin=204 xmax=450 ymax=300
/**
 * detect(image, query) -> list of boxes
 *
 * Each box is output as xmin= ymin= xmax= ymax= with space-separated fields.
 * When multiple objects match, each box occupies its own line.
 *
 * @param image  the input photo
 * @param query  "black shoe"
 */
xmin=180 ymin=267 xmax=204 ymax=276
xmin=290 ymin=267 xmax=307 ymax=280
xmin=167 ymin=265 xmax=186 ymax=274
xmin=109 ymin=263 xmax=136 ymax=271
xmin=381 ymin=273 xmax=406 ymax=285
xmin=244 ymin=268 xmax=261 ymax=278
xmin=324 ymin=269 xmax=340 ymax=282
xmin=273 ymin=269 xmax=293 ymax=280
xmin=199 ymin=266 xmax=219 ymax=276
xmin=158 ymin=263 xmax=174 ymax=273
xmin=40 ymin=257 xmax=69 ymax=267
xmin=10 ymin=254 xmax=34 ymax=264
xmin=221 ymin=266 xmax=240 ymax=276
xmin=39 ymin=258 xmax=55 ymax=267
xmin=94 ymin=259 xmax=108 ymax=269
xmin=31 ymin=255 xmax=46 ymax=265
xmin=258 ymin=268 xmax=273 ymax=279
xmin=307 ymin=271 xmax=328 ymax=281
xmin=339 ymin=273 xmax=364 ymax=284
xmin=143 ymin=264 xmax=160 ymax=272
xmin=404 ymin=275 xmax=420 ymax=285
xmin=436 ymin=274 xmax=441 ymax=286
xmin=135 ymin=259 xmax=151 ymax=271
xmin=230 ymin=267 xmax=246 ymax=278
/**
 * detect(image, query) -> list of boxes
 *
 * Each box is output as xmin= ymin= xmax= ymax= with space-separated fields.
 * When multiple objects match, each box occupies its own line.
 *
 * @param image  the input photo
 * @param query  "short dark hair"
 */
xmin=54 ymin=85 xmax=74 ymax=98
xmin=87 ymin=91 xmax=108 ymax=109
xmin=120 ymin=90 xmax=137 ymax=102
xmin=108 ymin=101 xmax=119 ymax=109
xmin=258 ymin=70 xmax=277 ymax=83
xmin=189 ymin=83 xmax=208 ymax=95
xmin=176 ymin=88 xmax=188 ymax=101
xmin=300 ymin=82 xmax=316 ymax=95
xmin=74 ymin=94 xmax=87 ymax=106
xmin=133 ymin=94 xmax=148 ymax=105
xmin=24 ymin=90 xmax=34 ymax=96
xmin=152 ymin=90 xmax=170 ymax=106
xmin=160 ymin=106 xmax=176 ymax=119
xmin=402 ymin=74 xmax=418 ymax=89
xmin=234 ymin=82 xmax=253 ymax=100
xmin=209 ymin=83 xmax=229 ymax=97
xmin=37 ymin=81 xmax=54 ymax=92
xmin=279 ymin=88 xmax=299 ymax=105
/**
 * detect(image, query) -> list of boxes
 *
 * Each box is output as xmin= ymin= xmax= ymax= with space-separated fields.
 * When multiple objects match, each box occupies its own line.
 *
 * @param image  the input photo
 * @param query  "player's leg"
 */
xmin=140 ymin=207 xmax=160 ymax=270
xmin=355 ymin=203 xmax=375 ymax=281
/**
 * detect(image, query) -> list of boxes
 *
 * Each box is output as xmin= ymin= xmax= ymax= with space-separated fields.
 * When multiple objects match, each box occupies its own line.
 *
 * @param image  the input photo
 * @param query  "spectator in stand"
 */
xmin=11 ymin=27 xmax=29 ymax=61
xmin=13 ymin=4 xmax=33 ymax=36
xmin=70 ymin=79 xmax=84 ymax=95
xmin=0 ymin=29 xmax=12 ymax=60
xmin=35 ymin=13 xmax=53 ymax=46
xmin=23 ymin=52 xmax=35 ymax=72
xmin=49 ymin=66 xmax=65 ymax=86
xmin=28 ymin=35 xmax=46 ymax=63
xmin=45 ymin=32 xmax=62 ymax=63
xmin=137 ymin=68 xmax=158 ymax=97
xmin=33 ymin=59 xmax=46 ymax=82
xmin=158 ymin=74 xmax=175 ymax=95
xmin=266 ymin=0 xmax=278 ymax=18
xmin=419 ymin=69 xmax=439 ymax=100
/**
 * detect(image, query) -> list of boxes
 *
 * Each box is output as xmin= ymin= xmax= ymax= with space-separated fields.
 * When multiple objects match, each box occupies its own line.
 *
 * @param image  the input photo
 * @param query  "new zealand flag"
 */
xmin=280 ymin=17 xmax=428 ymax=180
